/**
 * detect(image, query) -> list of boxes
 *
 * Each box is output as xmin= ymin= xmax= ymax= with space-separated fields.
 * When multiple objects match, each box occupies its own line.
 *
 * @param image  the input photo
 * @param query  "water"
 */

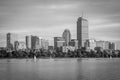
xmin=0 ymin=58 xmax=120 ymax=80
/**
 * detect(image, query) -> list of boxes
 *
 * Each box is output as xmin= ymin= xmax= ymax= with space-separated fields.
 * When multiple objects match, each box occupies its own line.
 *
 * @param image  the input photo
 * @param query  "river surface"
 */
xmin=0 ymin=58 xmax=120 ymax=80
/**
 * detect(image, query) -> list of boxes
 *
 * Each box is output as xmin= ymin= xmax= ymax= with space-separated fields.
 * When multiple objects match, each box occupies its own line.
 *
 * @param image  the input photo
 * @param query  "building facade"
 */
xmin=6 ymin=33 xmax=17 ymax=50
xmin=26 ymin=35 xmax=39 ymax=50
xmin=26 ymin=36 xmax=32 ymax=49
xmin=77 ymin=17 xmax=89 ymax=48
xmin=15 ymin=41 xmax=26 ymax=50
xmin=62 ymin=29 xmax=71 ymax=46
xmin=62 ymin=46 xmax=76 ymax=53
xmin=96 ymin=41 xmax=111 ymax=50
xmin=31 ymin=36 xmax=39 ymax=49
xmin=85 ymin=39 xmax=96 ymax=50
xmin=69 ymin=39 xmax=78 ymax=50
xmin=41 ymin=39 xmax=49 ymax=50
xmin=109 ymin=42 xmax=116 ymax=50
xmin=54 ymin=37 xmax=65 ymax=51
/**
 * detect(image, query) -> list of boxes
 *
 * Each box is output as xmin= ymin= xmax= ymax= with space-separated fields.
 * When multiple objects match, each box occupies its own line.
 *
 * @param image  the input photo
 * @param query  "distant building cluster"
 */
xmin=6 ymin=33 xmax=49 ymax=51
xmin=54 ymin=29 xmax=78 ymax=53
xmin=85 ymin=39 xmax=116 ymax=51
xmin=0 ymin=17 xmax=117 ymax=52
xmin=54 ymin=17 xmax=116 ymax=52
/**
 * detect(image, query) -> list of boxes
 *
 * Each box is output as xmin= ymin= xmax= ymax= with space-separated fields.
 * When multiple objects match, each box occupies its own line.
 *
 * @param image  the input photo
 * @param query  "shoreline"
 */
xmin=0 ymin=57 xmax=119 ymax=59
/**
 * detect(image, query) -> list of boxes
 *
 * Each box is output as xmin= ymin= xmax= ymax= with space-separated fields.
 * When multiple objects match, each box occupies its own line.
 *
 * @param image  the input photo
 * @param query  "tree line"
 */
xmin=0 ymin=49 xmax=120 ymax=58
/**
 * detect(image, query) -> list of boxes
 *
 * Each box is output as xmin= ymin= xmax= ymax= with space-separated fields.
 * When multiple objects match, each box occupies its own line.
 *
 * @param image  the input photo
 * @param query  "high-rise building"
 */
xmin=109 ymin=42 xmax=116 ymax=50
xmin=6 ymin=33 xmax=17 ymax=50
xmin=31 ymin=36 xmax=39 ymax=49
xmin=26 ymin=36 xmax=32 ymax=49
xmin=39 ymin=37 xmax=42 ymax=49
xmin=26 ymin=35 xmax=39 ymax=49
xmin=14 ymin=41 xmax=19 ymax=50
xmin=54 ymin=37 xmax=65 ymax=51
xmin=0 ymin=34 xmax=6 ymax=48
xmin=77 ymin=17 xmax=89 ymax=48
xmin=62 ymin=29 xmax=71 ymax=46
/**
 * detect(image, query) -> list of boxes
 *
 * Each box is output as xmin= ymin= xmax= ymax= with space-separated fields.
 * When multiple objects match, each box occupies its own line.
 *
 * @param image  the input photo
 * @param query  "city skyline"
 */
xmin=5 ymin=28 xmax=117 ymax=51
xmin=0 ymin=0 xmax=120 ymax=49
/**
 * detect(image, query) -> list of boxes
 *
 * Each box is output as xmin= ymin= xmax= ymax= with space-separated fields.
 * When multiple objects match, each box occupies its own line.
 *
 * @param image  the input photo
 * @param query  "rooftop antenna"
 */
xmin=82 ymin=11 xmax=84 ymax=18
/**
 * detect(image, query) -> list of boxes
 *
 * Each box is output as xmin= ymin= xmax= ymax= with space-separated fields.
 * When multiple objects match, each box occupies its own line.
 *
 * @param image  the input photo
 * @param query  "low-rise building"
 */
xmin=84 ymin=39 xmax=96 ymax=50
xmin=15 ymin=41 xmax=26 ymax=50
xmin=62 ymin=46 xmax=76 ymax=53
xmin=69 ymin=39 xmax=78 ymax=50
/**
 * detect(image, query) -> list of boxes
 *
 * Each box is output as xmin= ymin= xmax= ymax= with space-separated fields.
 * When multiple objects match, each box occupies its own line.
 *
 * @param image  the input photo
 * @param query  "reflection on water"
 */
xmin=0 ymin=58 xmax=120 ymax=80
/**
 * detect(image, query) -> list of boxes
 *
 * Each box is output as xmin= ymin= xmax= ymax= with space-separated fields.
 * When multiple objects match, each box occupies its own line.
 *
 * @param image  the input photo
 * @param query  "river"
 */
xmin=0 ymin=58 xmax=120 ymax=80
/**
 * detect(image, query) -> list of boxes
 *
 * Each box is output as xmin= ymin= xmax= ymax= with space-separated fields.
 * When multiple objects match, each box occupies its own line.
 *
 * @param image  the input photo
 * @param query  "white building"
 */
xmin=85 ymin=39 xmax=96 ymax=50
xmin=15 ymin=41 xmax=26 ymax=50
xmin=62 ymin=46 xmax=76 ymax=53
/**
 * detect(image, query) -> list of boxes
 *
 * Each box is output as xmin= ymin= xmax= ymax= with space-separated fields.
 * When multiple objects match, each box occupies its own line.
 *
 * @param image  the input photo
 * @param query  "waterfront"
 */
xmin=0 ymin=58 xmax=120 ymax=80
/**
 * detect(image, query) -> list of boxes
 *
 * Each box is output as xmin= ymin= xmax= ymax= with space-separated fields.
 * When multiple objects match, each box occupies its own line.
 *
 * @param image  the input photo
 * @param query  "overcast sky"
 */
xmin=0 ymin=0 xmax=120 ymax=49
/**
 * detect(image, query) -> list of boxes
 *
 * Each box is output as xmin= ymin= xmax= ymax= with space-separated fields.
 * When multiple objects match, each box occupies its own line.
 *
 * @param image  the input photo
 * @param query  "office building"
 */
xmin=77 ymin=17 xmax=89 ymax=48
xmin=31 ymin=36 xmax=39 ymax=49
xmin=69 ymin=39 xmax=78 ymax=49
xmin=0 ymin=34 xmax=6 ymax=48
xmin=109 ymin=42 xmax=116 ymax=50
xmin=26 ymin=36 xmax=32 ymax=49
xmin=85 ymin=39 xmax=96 ymax=50
xmin=6 ymin=33 xmax=17 ymax=50
xmin=96 ymin=41 xmax=111 ymax=50
xmin=41 ymin=39 xmax=49 ymax=50
xmin=39 ymin=37 xmax=49 ymax=50
xmin=15 ymin=41 xmax=26 ymax=50
xmin=62 ymin=29 xmax=71 ymax=46
xmin=26 ymin=35 xmax=39 ymax=50
xmin=54 ymin=37 xmax=65 ymax=51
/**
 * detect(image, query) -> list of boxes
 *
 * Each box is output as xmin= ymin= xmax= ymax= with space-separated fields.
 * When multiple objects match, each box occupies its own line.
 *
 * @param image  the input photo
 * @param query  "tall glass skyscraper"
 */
xmin=77 ymin=17 xmax=89 ymax=48
xmin=62 ymin=29 xmax=71 ymax=46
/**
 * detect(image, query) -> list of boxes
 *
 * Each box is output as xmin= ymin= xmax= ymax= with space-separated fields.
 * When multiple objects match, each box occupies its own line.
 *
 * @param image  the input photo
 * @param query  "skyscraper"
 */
xmin=62 ymin=29 xmax=71 ymax=46
xmin=6 ymin=33 xmax=17 ymax=50
xmin=26 ymin=36 xmax=32 ymax=49
xmin=31 ymin=36 xmax=39 ymax=49
xmin=26 ymin=35 xmax=39 ymax=49
xmin=77 ymin=17 xmax=89 ymax=48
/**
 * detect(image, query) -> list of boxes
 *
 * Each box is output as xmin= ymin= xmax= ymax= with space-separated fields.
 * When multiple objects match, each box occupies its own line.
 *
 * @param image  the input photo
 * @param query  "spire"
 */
xmin=82 ymin=11 xmax=84 ymax=18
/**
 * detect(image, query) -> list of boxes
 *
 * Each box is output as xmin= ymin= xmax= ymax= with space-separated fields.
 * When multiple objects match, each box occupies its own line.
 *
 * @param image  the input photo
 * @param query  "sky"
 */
xmin=0 ymin=0 xmax=120 ymax=49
